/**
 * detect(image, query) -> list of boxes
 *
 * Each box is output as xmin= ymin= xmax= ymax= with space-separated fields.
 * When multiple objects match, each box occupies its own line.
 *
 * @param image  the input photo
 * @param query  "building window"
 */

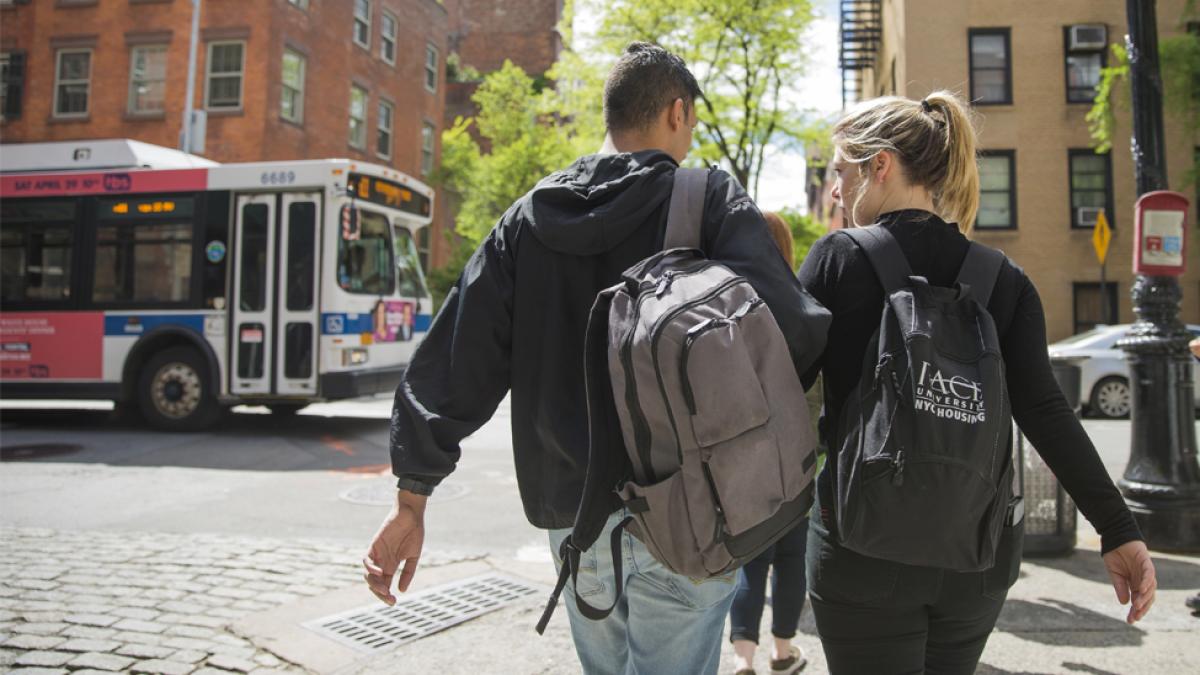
xmin=353 ymin=0 xmax=371 ymax=50
xmin=349 ymin=85 xmax=368 ymax=149
xmin=1064 ymin=26 xmax=1106 ymax=103
xmin=205 ymin=41 xmax=244 ymax=110
xmin=381 ymin=11 xmax=397 ymax=65
xmin=968 ymin=28 xmax=1011 ymax=105
xmin=287 ymin=0 xmax=308 ymax=8
xmin=977 ymin=150 xmax=1016 ymax=229
xmin=53 ymin=49 xmax=91 ymax=117
xmin=1 ymin=51 xmax=24 ymax=121
xmin=1073 ymin=282 xmax=1118 ymax=334
xmin=128 ymin=45 xmax=168 ymax=114
xmin=421 ymin=122 xmax=435 ymax=174
xmin=281 ymin=48 xmax=305 ymax=123
xmin=425 ymin=44 xmax=438 ymax=93
xmin=376 ymin=100 xmax=393 ymax=159
xmin=1068 ymin=149 xmax=1114 ymax=229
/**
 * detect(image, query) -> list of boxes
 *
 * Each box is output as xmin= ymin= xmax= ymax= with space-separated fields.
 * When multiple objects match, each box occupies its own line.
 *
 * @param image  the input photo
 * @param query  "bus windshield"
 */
xmin=393 ymin=225 xmax=428 ymax=298
xmin=338 ymin=207 xmax=394 ymax=295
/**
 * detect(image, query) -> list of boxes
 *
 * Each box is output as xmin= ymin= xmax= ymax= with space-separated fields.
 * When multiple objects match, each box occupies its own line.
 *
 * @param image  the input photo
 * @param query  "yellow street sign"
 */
xmin=1093 ymin=209 xmax=1112 ymax=264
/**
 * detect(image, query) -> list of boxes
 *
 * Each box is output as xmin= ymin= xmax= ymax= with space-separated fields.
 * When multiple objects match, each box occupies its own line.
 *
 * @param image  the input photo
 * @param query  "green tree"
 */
xmin=774 ymin=207 xmax=827 ymax=270
xmin=591 ymin=0 xmax=821 ymax=196
xmin=1088 ymin=13 xmax=1200 ymax=185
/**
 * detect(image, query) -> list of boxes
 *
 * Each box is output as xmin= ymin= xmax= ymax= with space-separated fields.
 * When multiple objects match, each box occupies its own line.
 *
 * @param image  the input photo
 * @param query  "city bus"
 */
xmin=0 ymin=139 xmax=434 ymax=431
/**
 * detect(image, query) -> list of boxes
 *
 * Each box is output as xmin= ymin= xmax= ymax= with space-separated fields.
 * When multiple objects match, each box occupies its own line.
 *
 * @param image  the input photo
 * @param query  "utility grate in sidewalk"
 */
xmin=304 ymin=573 xmax=545 ymax=652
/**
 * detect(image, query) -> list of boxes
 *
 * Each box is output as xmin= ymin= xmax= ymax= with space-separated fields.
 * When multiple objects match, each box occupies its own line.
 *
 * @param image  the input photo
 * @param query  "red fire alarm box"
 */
xmin=1134 ymin=191 xmax=1189 ymax=276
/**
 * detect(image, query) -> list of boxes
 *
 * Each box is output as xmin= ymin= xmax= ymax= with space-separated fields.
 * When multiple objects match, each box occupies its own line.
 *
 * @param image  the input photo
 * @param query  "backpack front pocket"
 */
xmin=682 ymin=319 xmax=785 ymax=537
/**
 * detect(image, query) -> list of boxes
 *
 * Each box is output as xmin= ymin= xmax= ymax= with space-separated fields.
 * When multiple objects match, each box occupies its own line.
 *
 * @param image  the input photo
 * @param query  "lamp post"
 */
xmin=1116 ymin=0 xmax=1200 ymax=552
xmin=180 ymin=0 xmax=201 ymax=154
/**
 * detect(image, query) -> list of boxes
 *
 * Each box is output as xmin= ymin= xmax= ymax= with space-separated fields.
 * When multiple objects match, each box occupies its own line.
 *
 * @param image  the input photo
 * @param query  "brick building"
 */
xmin=0 ymin=0 xmax=452 ymax=266
xmin=838 ymin=0 xmax=1200 ymax=341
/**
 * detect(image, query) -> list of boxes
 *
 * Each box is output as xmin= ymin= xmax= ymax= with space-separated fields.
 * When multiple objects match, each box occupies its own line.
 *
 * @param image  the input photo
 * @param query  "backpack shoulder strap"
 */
xmin=841 ymin=225 xmax=913 ymax=295
xmin=955 ymin=242 xmax=1006 ymax=307
xmin=664 ymin=167 xmax=710 ymax=250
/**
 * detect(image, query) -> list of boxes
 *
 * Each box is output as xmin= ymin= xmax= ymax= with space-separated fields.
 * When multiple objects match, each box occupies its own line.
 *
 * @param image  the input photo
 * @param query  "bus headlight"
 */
xmin=342 ymin=348 xmax=369 ymax=366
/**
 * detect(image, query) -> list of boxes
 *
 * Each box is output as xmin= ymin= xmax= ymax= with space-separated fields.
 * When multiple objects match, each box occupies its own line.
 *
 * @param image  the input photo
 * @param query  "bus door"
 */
xmin=274 ymin=193 xmax=320 ymax=395
xmin=231 ymin=194 xmax=275 ymax=394
xmin=230 ymin=192 xmax=321 ymax=396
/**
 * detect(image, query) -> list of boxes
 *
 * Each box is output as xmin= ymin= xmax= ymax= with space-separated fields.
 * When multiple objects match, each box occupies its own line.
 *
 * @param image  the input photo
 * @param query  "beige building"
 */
xmin=838 ymin=0 xmax=1200 ymax=341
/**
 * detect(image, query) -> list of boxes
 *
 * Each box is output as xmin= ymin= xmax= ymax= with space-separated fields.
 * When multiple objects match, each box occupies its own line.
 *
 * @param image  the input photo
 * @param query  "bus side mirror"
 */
xmin=340 ymin=205 xmax=360 ymax=242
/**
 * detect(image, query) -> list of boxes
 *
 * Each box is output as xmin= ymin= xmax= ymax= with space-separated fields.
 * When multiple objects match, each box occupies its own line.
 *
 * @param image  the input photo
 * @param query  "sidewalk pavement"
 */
xmin=2 ymin=525 xmax=1197 ymax=674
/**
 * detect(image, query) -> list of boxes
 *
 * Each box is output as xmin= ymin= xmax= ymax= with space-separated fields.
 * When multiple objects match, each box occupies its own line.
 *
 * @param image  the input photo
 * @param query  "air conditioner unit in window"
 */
xmin=1070 ymin=24 xmax=1108 ymax=51
xmin=1077 ymin=206 xmax=1105 ymax=228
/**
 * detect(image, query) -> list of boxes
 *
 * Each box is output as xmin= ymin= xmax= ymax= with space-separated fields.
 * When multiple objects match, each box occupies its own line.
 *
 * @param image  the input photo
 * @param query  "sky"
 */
xmin=574 ymin=0 xmax=844 ymax=213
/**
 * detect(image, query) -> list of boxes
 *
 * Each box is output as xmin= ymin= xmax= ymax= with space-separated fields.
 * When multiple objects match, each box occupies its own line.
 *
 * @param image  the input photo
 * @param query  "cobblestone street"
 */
xmin=0 ymin=527 xmax=457 ymax=674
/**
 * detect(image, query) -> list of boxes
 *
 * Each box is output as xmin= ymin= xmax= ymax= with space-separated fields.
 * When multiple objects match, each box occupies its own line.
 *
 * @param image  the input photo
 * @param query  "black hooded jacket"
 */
xmin=389 ymin=150 xmax=831 ymax=529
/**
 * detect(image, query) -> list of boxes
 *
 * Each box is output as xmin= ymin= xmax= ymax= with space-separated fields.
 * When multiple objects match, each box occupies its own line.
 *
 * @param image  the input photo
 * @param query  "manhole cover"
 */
xmin=0 ymin=443 xmax=82 ymax=461
xmin=303 ymin=574 xmax=545 ymax=652
xmin=339 ymin=479 xmax=469 ymax=506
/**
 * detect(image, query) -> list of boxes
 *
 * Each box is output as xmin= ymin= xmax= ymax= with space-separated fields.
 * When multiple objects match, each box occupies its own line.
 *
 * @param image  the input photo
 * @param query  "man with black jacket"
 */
xmin=363 ymin=42 xmax=828 ymax=674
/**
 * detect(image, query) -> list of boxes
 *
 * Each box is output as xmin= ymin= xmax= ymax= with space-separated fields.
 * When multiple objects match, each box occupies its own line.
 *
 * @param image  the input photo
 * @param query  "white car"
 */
xmin=1047 ymin=324 xmax=1200 ymax=419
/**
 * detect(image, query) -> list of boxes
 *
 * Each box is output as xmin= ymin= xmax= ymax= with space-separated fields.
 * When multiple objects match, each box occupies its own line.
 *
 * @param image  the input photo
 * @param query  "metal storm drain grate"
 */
xmin=304 ymin=574 xmax=545 ymax=652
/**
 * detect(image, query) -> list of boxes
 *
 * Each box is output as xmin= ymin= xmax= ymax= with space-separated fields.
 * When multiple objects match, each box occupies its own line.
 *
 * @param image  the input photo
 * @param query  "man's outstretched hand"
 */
xmin=363 ymin=490 xmax=428 ymax=605
xmin=1102 ymin=539 xmax=1157 ymax=624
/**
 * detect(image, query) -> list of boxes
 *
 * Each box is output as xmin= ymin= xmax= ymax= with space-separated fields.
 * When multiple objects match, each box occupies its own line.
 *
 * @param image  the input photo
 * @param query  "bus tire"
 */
xmin=137 ymin=347 xmax=220 ymax=432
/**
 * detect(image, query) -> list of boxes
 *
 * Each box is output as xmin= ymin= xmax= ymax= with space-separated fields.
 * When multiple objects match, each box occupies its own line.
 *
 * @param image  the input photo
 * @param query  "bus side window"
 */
xmin=338 ymin=208 xmax=394 ymax=295
xmin=93 ymin=196 xmax=195 ymax=305
xmin=0 ymin=199 xmax=76 ymax=304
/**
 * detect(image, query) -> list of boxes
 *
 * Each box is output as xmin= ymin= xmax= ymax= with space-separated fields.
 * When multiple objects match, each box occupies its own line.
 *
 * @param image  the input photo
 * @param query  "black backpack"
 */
xmin=833 ymin=225 xmax=1012 ymax=571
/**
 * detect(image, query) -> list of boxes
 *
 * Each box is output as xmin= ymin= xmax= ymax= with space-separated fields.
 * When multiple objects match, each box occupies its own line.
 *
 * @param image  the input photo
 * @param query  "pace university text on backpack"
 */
xmin=833 ymin=225 xmax=1013 ymax=571
xmin=536 ymin=168 xmax=821 ymax=633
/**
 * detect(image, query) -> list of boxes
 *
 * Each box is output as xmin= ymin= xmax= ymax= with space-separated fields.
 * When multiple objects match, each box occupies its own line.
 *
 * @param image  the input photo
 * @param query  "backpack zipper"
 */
xmin=621 ymin=261 xmax=715 ymax=483
xmin=700 ymin=460 xmax=728 ymax=544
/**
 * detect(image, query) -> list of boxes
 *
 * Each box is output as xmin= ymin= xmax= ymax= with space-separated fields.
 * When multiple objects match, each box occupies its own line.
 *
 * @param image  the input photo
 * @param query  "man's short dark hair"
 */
xmin=604 ymin=42 xmax=703 ymax=133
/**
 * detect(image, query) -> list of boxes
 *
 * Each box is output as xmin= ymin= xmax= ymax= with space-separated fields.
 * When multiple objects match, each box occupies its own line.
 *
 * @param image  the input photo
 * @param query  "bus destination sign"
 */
xmin=348 ymin=173 xmax=431 ymax=217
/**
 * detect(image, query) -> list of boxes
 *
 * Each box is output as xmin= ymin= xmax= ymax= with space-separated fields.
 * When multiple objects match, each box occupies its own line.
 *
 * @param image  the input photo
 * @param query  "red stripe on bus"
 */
xmin=0 ymin=168 xmax=208 ymax=198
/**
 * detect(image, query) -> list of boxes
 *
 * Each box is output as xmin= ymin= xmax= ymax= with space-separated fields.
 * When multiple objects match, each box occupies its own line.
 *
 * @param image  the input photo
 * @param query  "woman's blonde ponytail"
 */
xmin=923 ymin=91 xmax=980 ymax=234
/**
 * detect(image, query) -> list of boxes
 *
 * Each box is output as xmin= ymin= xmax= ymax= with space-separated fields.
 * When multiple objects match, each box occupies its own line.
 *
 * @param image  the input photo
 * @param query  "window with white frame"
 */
xmin=353 ymin=0 xmax=371 ymax=49
xmin=377 ymin=100 xmax=393 ymax=159
xmin=54 ymin=49 xmax=91 ymax=117
xmin=381 ymin=11 xmax=397 ymax=64
xmin=128 ymin=45 xmax=168 ymax=114
xmin=425 ymin=44 xmax=438 ymax=93
xmin=281 ymin=48 xmax=305 ymax=123
xmin=421 ymin=122 xmax=435 ymax=174
xmin=205 ymin=41 xmax=244 ymax=110
xmin=287 ymin=0 xmax=308 ymax=9
xmin=349 ymin=85 xmax=368 ymax=149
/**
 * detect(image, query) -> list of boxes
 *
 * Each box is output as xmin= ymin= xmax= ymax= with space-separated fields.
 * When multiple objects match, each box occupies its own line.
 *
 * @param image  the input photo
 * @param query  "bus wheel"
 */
xmin=138 ymin=347 xmax=219 ymax=432
xmin=267 ymin=403 xmax=308 ymax=416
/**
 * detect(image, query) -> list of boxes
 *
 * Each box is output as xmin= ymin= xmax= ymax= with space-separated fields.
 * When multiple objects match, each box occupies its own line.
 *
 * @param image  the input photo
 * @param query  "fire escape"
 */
xmin=839 ymin=0 xmax=882 ymax=107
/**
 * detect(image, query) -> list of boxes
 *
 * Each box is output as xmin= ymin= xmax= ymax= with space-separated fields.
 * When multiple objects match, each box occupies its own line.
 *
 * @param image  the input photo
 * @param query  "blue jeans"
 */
xmin=728 ymin=519 xmax=809 ymax=644
xmin=548 ymin=509 xmax=737 ymax=675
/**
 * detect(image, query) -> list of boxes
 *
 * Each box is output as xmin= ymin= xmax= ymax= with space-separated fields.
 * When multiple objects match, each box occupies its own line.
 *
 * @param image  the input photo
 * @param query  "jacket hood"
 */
xmin=522 ymin=150 xmax=678 ymax=256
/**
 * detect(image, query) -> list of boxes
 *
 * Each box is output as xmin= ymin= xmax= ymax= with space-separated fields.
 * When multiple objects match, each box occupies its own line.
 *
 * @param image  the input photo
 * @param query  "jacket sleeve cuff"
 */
xmin=395 ymin=476 xmax=438 ymax=497
xmin=1099 ymin=521 xmax=1144 ymax=556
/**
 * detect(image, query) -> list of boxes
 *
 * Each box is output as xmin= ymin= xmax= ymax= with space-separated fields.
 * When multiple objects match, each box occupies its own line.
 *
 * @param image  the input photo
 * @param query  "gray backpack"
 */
xmin=833 ymin=226 xmax=1013 ymax=571
xmin=537 ymin=168 xmax=818 ymax=632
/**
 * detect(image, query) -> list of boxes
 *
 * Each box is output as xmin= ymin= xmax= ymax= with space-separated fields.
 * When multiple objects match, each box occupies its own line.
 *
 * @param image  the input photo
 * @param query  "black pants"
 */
xmin=805 ymin=510 xmax=1022 ymax=675
xmin=728 ymin=518 xmax=809 ymax=644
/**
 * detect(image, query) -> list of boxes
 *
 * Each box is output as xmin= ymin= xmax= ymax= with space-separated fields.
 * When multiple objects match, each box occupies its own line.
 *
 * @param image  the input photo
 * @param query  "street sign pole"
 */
xmin=1118 ymin=0 xmax=1200 ymax=552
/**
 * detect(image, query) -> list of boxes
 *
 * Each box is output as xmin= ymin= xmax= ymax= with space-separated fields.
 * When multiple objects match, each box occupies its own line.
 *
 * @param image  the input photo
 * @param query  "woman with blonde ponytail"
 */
xmin=796 ymin=91 xmax=1156 ymax=674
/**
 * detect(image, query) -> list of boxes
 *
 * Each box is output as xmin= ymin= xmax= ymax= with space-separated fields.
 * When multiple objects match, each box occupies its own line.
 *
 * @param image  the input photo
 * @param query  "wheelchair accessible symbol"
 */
xmin=325 ymin=315 xmax=345 ymax=334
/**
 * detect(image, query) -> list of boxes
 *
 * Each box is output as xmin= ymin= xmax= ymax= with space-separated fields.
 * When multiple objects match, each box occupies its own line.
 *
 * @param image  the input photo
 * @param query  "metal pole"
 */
xmin=1117 ymin=0 xmax=1200 ymax=552
xmin=181 ymin=0 xmax=201 ymax=153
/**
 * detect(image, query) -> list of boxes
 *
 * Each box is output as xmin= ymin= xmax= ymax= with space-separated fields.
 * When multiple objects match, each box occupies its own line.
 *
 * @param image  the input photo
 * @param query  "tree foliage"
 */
xmin=590 ymin=0 xmax=820 ymax=195
xmin=1088 ymin=16 xmax=1200 ymax=188
xmin=774 ymin=207 xmax=827 ymax=270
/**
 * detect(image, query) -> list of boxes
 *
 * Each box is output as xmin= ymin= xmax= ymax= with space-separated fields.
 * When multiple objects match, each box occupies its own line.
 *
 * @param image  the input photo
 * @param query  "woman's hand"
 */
xmin=1101 ymin=540 xmax=1157 ymax=624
